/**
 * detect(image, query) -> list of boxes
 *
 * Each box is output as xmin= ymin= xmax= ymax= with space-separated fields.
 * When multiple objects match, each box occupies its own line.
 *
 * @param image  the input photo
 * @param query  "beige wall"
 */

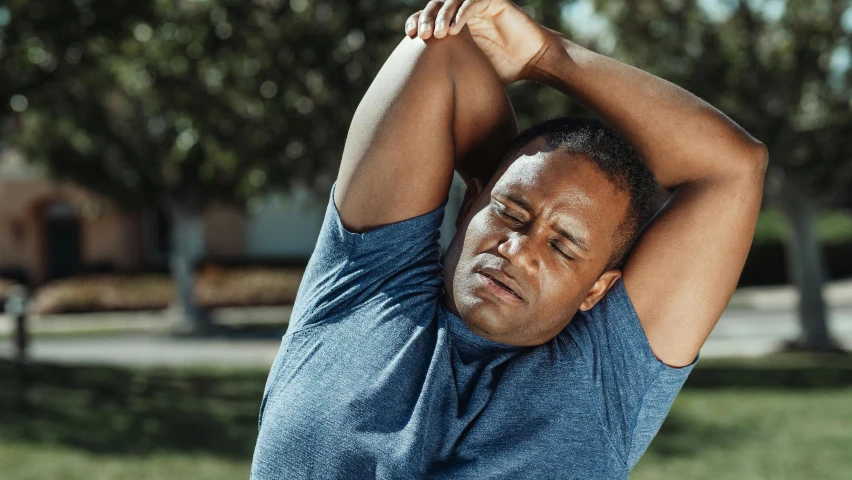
xmin=0 ymin=170 xmax=257 ymax=284
xmin=81 ymin=210 xmax=142 ymax=270
xmin=0 ymin=178 xmax=142 ymax=284
xmin=204 ymin=203 xmax=245 ymax=257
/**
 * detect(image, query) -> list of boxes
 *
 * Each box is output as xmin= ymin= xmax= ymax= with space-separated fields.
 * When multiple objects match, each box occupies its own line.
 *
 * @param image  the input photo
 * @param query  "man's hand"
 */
xmin=405 ymin=0 xmax=551 ymax=84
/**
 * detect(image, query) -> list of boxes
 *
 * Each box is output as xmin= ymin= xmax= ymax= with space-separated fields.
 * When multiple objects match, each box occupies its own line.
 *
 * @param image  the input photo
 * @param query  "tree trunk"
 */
xmin=778 ymin=178 xmax=835 ymax=350
xmin=168 ymin=201 xmax=208 ymax=332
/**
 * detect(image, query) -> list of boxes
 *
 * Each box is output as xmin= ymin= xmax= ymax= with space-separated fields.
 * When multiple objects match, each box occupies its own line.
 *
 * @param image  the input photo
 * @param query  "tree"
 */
xmin=0 ymin=0 xmax=415 ymax=329
xmin=10 ymin=0 xmax=845 ymax=345
xmin=586 ymin=0 xmax=852 ymax=350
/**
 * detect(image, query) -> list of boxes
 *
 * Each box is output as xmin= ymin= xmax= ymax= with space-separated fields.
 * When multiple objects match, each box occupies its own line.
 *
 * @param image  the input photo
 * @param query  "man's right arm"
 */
xmin=334 ymin=26 xmax=518 ymax=233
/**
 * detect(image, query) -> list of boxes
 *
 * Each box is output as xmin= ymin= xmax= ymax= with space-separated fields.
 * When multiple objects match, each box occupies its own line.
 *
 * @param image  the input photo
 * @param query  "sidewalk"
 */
xmin=2 ymin=281 xmax=851 ymax=367
xmin=725 ymin=278 xmax=852 ymax=311
xmin=0 ymin=305 xmax=292 ymax=337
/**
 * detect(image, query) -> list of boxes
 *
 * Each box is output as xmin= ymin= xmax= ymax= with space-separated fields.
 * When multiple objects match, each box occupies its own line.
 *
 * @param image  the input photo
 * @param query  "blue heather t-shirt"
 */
xmin=252 ymin=182 xmax=697 ymax=479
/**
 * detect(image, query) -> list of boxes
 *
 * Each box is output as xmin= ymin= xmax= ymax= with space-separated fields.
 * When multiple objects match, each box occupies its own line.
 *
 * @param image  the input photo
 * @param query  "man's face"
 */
xmin=443 ymin=136 xmax=631 ymax=346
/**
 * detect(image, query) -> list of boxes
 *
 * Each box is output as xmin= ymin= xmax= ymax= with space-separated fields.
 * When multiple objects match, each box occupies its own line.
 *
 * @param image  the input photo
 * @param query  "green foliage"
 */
xmin=753 ymin=208 xmax=791 ymax=244
xmin=0 ymin=0 xmax=420 ymax=209
xmin=819 ymin=210 xmax=852 ymax=243
xmin=3 ymin=0 xmax=849 ymax=210
xmin=589 ymin=0 xmax=852 ymax=204
xmin=0 ymin=0 xmax=593 ymax=210
xmin=754 ymin=208 xmax=852 ymax=244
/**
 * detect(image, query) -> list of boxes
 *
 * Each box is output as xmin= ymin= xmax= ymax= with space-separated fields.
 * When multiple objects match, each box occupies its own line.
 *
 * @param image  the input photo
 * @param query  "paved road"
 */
xmin=2 ymin=305 xmax=852 ymax=367
xmin=700 ymin=306 xmax=852 ymax=357
xmin=0 ymin=334 xmax=285 ymax=368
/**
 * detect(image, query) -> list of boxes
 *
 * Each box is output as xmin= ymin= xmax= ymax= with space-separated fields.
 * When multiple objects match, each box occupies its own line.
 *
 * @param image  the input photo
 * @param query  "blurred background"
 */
xmin=1 ymin=0 xmax=851 ymax=478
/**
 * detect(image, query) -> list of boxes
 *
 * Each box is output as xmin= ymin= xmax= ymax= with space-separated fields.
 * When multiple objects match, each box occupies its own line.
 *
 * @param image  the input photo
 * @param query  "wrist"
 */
xmin=522 ymin=28 xmax=571 ymax=85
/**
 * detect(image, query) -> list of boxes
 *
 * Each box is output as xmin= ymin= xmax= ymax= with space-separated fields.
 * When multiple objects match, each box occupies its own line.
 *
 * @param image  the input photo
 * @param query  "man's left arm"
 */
xmin=528 ymin=30 xmax=768 ymax=367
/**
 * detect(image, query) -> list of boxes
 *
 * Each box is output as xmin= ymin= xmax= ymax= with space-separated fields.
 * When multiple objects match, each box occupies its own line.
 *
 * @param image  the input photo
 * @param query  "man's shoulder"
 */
xmin=565 ymin=278 xmax=636 ymax=334
xmin=289 ymin=183 xmax=447 ymax=332
xmin=560 ymin=277 xmax=668 ymax=373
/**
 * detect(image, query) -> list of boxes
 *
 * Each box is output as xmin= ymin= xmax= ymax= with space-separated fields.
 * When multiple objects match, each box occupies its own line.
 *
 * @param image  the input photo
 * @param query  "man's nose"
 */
xmin=497 ymin=232 xmax=538 ymax=274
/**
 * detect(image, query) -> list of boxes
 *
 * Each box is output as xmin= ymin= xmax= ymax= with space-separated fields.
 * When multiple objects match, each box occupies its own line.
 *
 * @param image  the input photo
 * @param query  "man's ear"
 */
xmin=455 ymin=177 xmax=485 ymax=230
xmin=579 ymin=269 xmax=622 ymax=312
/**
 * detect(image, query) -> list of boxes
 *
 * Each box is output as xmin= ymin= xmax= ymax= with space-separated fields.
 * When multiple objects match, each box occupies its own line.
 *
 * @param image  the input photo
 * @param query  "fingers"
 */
xmin=417 ymin=0 xmax=445 ymax=40
xmin=405 ymin=1 xmax=472 ymax=40
xmin=433 ymin=0 xmax=462 ymax=39
xmin=448 ymin=0 xmax=477 ymax=36
xmin=405 ymin=11 xmax=422 ymax=38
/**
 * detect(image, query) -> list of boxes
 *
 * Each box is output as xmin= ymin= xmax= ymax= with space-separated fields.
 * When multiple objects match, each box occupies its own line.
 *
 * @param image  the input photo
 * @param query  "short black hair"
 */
xmin=490 ymin=116 xmax=658 ymax=271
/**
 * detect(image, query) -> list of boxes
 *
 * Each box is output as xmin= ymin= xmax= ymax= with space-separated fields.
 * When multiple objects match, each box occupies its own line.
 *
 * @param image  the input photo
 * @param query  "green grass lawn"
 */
xmin=2 ymin=355 xmax=852 ymax=479
xmin=632 ymin=388 xmax=852 ymax=479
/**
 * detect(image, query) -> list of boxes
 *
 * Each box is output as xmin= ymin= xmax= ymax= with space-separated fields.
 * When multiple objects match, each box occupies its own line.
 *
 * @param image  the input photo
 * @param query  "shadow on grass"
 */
xmin=0 ymin=360 xmax=268 ymax=459
xmin=642 ymin=409 xmax=750 ymax=459
xmin=641 ymin=354 xmax=852 ymax=461
xmin=640 ymin=353 xmax=852 ymax=461
xmin=2 ymin=354 xmax=851 ymax=461
xmin=684 ymin=353 xmax=852 ymax=390
xmin=173 ymin=322 xmax=289 ymax=340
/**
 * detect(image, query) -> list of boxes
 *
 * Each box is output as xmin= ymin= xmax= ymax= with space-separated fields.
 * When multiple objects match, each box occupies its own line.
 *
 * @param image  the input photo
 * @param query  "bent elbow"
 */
xmin=749 ymin=140 xmax=769 ymax=173
xmin=730 ymin=139 xmax=768 ymax=188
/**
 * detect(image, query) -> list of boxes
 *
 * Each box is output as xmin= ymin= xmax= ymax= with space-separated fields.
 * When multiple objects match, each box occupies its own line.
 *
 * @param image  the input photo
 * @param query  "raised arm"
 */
xmin=530 ymin=31 xmax=767 ymax=367
xmin=413 ymin=0 xmax=767 ymax=367
xmin=334 ymin=26 xmax=517 ymax=233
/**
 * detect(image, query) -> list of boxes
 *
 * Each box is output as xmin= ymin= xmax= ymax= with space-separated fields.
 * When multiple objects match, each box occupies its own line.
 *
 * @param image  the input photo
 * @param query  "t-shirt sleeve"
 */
xmin=566 ymin=277 xmax=698 ymax=469
xmin=288 ymin=181 xmax=448 ymax=333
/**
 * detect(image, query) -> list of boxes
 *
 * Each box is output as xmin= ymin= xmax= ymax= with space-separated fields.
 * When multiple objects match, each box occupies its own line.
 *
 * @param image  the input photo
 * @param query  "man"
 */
xmin=252 ymin=0 xmax=767 ymax=478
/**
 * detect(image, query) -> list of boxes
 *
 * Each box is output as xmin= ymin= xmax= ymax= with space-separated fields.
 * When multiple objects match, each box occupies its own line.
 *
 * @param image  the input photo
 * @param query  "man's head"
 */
xmin=443 ymin=117 xmax=658 ymax=346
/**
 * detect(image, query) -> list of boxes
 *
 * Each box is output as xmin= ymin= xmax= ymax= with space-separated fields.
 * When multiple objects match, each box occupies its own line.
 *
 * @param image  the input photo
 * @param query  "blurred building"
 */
xmin=0 ymin=149 xmax=464 ymax=285
xmin=0 ymin=148 xmax=143 ymax=285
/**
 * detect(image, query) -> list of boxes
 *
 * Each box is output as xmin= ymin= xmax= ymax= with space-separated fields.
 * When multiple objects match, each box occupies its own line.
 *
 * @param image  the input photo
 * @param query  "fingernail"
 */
xmin=436 ymin=20 xmax=444 ymax=30
xmin=421 ymin=22 xmax=430 ymax=30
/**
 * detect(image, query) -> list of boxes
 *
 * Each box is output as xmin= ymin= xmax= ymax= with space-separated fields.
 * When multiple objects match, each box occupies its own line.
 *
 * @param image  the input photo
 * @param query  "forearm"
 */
xmin=528 ymin=30 xmax=767 ymax=190
xmin=444 ymin=28 xmax=519 ymax=183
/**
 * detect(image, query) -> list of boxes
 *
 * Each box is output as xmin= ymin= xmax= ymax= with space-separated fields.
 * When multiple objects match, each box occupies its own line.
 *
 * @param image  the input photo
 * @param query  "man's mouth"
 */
xmin=478 ymin=272 xmax=525 ymax=303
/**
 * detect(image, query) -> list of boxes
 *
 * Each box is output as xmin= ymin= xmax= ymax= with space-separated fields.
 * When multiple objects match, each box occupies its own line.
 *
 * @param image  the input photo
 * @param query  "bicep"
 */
xmin=622 ymin=150 xmax=767 ymax=367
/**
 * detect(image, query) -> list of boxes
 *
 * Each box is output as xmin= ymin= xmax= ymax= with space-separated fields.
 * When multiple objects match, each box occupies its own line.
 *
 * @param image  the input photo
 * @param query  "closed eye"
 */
xmin=492 ymin=201 xmax=524 ymax=225
xmin=499 ymin=210 xmax=522 ymax=223
xmin=550 ymin=241 xmax=574 ymax=261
